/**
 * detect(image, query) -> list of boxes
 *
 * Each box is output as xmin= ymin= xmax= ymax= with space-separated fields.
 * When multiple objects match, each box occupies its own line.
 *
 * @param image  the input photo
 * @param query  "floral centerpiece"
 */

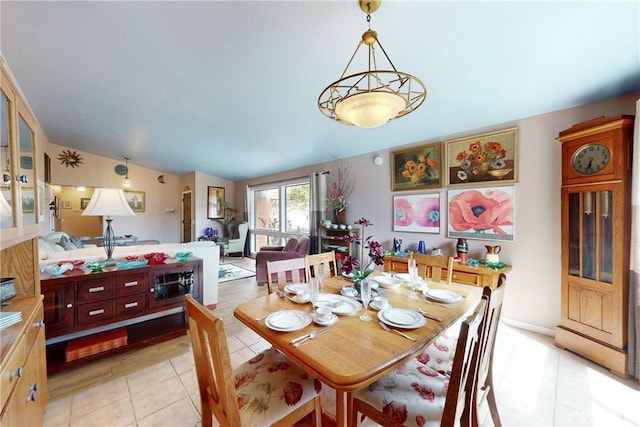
xmin=455 ymin=140 xmax=508 ymax=181
xmin=339 ymin=218 xmax=384 ymax=282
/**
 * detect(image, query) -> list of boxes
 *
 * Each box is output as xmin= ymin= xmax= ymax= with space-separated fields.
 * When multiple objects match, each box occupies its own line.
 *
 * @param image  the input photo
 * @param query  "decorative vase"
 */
xmin=456 ymin=238 xmax=469 ymax=263
xmin=335 ymin=208 xmax=347 ymax=225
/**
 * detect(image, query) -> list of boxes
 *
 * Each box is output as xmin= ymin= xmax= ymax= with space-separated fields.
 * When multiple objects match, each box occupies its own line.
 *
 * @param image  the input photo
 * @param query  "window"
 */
xmin=247 ymin=178 xmax=310 ymax=253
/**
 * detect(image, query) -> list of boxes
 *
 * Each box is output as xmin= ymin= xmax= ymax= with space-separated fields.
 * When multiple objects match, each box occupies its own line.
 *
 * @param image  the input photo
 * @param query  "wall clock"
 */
xmin=58 ymin=150 xmax=83 ymax=168
xmin=556 ymin=114 xmax=634 ymax=378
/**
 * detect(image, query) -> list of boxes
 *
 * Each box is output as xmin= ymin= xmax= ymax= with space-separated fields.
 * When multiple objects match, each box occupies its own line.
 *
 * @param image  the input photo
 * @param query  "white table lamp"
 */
xmin=82 ymin=188 xmax=135 ymax=260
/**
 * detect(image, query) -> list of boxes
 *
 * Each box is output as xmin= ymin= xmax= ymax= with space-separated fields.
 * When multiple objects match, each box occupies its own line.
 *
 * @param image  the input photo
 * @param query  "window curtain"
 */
xmin=309 ymin=172 xmax=328 ymax=254
xmin=629 ymin=99 xmax=640 ymax=380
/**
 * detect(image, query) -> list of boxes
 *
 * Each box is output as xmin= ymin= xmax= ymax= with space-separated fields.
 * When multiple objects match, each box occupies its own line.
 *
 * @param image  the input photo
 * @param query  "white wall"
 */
xmin=237 ymin=92 xmax=639 ymax=333
xmin=194 ymin=171 xmax=235 ymax=239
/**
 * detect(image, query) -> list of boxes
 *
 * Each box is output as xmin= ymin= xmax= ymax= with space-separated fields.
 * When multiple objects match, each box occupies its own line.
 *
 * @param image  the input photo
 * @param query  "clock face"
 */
xmin=571 ymin=143 xmax=610 ymax=175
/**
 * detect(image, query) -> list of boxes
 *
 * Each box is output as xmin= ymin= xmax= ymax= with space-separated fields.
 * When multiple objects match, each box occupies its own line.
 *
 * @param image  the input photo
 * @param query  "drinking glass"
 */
xmin=408 ymin=259 xmax=420 ymax=299
xmin=359 ymin=279 xmax=372 ymax=321
xmin=309 ymin=278 xmax=319 ymax=309
xmin=317 ymin=264 xmax=326 ymax=292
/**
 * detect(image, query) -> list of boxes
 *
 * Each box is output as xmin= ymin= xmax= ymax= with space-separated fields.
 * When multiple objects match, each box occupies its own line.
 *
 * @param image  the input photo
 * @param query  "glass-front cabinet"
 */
xmin=0 ymin=58 xmax=39 ymax=239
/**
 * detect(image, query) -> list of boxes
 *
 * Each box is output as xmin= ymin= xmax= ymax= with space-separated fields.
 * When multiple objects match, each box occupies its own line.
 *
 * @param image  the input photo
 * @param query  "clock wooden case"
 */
xmin=556 ymin=114 xmax=634 ymax=378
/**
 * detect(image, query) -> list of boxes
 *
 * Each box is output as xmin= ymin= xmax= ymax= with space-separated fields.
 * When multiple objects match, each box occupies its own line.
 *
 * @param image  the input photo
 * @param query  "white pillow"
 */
xmin=43 ymin=231 xmax=70 ymax=243
xmin=38 ymin=238 xmax=64 ymax=260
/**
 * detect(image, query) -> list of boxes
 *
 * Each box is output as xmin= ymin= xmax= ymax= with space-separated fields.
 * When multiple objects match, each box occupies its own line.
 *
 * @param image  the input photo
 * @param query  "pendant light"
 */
xmin=318 ymin=0 xmax=427 ymax=128
xmin=122 ymin=157 xmax=132 ymax=191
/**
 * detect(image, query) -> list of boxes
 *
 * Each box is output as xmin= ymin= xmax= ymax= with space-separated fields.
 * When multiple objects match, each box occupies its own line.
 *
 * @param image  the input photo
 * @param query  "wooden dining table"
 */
xmin=233 ymin=274 xmax=477 ymax=427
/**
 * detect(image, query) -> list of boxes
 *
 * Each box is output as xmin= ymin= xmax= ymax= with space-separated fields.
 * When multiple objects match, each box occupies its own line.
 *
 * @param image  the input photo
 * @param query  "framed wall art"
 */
xmin=80 ymin=197 xmax=91 ymax=210
xmin=393 ymin=192 xmax=441 ymax=233
xmin=207 ymin=186 xmax=225 ymax=219
xmin=391 ymin=142 xmax=442 ymax=191
xmin=61 ymin=200 xmax=71 ymax=209
xmin=21 ymin=187 xmax=35 ymax=213
xmin=446 ymin=127 xmax=518 ymax=187
xmin=447 ymin=186 xmax=515 ymax=241
xmin=124 ymin=190 xmax=145 ymax=212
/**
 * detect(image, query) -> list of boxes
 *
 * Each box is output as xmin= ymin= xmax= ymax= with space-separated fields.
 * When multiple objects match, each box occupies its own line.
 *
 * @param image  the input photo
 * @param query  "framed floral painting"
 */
xmin=446 ymin=128 xmax=518 ymax=187
xmin=393 ymin=193 xmax=440 ymax=233
xmin=391 ymin=142 xmax=442 ymax=191
xmin=447 ymin=186 xmax=515 ymax=241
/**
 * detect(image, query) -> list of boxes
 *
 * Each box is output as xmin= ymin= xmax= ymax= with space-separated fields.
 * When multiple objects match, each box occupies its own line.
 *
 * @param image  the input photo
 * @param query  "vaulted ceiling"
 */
xmin=2 ymin=1 xmax=638 ymax=181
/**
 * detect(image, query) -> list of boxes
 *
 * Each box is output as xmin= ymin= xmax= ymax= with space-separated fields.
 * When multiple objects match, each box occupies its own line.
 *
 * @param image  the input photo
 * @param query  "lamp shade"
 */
xmin=81 ymin=188 xmax=135 ymax=218
xmin=335 ymin=92 xmax=407 ymax=128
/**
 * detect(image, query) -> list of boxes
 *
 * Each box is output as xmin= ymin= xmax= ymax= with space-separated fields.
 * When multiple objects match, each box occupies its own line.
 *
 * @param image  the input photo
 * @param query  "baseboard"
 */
xmin=501 ymin=316 xmax=555 ymax=337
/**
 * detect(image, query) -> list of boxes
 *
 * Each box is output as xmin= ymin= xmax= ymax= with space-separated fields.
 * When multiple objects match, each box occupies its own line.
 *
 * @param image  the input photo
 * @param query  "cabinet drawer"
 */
xmin=0 ymin=335 xmax=26 ymax=411
xmin=77 ymin=277 xmax=114 ymax=302
xmin=115 ymin=294 xmax=146 ymax=316
xmin=114 ymin=273 xmax=147 ymax=297
xmin=25 ymin=304 xmax=45 ymax=352
xmin=77 ymin=301 xmax=114 ymax=325
xmin=451 ymin=271 xmax=480 ymax=286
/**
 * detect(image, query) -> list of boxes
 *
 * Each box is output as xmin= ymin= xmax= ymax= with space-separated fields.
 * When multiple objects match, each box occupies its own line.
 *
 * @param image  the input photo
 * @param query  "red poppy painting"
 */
xmin=447 ymin=186 xmax=515 ymax=241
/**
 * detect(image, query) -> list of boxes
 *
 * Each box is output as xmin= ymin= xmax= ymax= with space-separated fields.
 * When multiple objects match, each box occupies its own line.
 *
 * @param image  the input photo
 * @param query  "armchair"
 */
xmin=218 ymin=221 xmax=249 ymax=260
xmin=255 ymin=236 xmax=310 ymax=284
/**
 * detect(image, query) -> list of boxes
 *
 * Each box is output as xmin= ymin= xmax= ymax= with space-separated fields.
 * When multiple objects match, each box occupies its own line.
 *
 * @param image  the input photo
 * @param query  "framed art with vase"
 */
xmin=207 ymin=186 xmax=225 ymax=219
xmin=447 ymin=185 xmax=515 ymax=241
xmin=391 ymin=142 xmax=442 ymax=191
xmin=446 ymin=127 xmax=518 ymax=187
xmin=393 ymin=193 xmax=440 ymax=233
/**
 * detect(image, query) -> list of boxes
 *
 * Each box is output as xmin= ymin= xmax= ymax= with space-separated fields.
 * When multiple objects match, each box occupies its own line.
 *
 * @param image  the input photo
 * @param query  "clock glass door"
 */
xmin=567 ymin=189 xmax=613 ymax=283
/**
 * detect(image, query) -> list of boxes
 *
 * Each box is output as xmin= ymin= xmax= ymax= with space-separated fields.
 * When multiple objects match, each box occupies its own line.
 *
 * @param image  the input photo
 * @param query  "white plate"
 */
xmin=370 ymin=301 xmax=391 ymax=311
xmin=312 ymin=313 xmax=338 ymax=326
xmin=370 ymin=275 xmax=403 ymax=289
xmin=378 ymin=308 xmax=426 ymax=329
xmin=265 ymin=310 xmax=312 ymax=331
xmin=284 ymin=283 xmax=309 ymax=294
xmin=315 ymin=293 xmax=362 ymax=316
xmin=340 ymin=286 xmax=358 ymax=298
xmin=423 ymin=288 xmax=462 ymax=303
xmin=289 ymin=294 xmax=310 ymax=304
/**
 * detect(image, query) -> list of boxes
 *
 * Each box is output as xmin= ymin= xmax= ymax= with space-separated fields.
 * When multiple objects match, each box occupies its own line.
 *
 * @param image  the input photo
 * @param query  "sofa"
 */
xmin=254 ymin=235 xmax=310 ymax=284
xmin=38 ymin=232 xmax=220 ymax=306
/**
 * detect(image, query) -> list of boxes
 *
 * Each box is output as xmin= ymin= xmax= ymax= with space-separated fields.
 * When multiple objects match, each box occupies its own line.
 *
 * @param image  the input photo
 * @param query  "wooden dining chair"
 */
xmin=265 ymin=257 xmax=307 ymax=294
xmin=419 ymin=275 xmax=507 ymax=426
xmin=184 ymin=294 xmax=322 ymax=427
xmin=305 ymin=251 xmax=338 ymax=281
xmin=412 ymin=253 xmax=454 ymax=285
xmin=349 ymin=297 xmax=488 ymax=427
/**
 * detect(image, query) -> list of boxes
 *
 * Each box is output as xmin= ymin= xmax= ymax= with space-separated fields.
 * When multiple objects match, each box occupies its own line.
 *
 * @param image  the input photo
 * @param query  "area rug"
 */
xmin=219 ymin=264 xmax=256 ymax=283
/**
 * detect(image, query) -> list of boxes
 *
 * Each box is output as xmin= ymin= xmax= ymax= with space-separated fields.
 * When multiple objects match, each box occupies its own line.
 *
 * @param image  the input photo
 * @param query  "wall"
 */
xmin=43 ymin=140 xmax=230 ymax=244
xmin=194 ymin=171 xmax=235 ymax=240
xmin=237 ymin=92 xmax=639 ymax=333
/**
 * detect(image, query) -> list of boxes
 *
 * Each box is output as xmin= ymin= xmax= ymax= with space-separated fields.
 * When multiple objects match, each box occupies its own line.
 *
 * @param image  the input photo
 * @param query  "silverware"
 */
xmin=417 ymin=308 xmax=443 ymax=322
xmin=378 ymin=321 xmax=416 ymax=342
xmin=276 ymin=290 xmax=298 ymax=303
xmin=292 ymin=327 xmax=331 ymax=347
xmin=289 ymin=327 xmax=330 ymax=345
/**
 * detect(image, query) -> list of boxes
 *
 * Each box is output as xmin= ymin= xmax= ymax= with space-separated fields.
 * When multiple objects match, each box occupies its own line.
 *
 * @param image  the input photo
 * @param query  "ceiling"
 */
xmin=1 ymin=1 xmax=638 ymax=181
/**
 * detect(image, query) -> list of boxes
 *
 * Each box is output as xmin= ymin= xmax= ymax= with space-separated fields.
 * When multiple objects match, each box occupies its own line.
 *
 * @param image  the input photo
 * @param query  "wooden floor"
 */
xmin=46 ymin=258 xmax=263 ymax=402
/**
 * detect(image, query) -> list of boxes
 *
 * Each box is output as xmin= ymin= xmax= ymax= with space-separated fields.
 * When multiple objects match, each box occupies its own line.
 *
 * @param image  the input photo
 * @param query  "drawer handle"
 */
xmin=124 ymin=302 xmax=138 ymax=309
xmin=33 ymin=320 xmax=45 ymax=328
xmin=66 ymin=303 xmax=73 ymax=309
xmin=150 ymin=288 xmax=155 ymax=293
xmin=26 ymin=392 xmax=37 ymax=402
xmin=11 ymin=367 xmax=24 ymax=378
xmin=89 ymin=286 xmax=105 ymax=293
xmin=124 ymin=281 xmax=138 ymax=287
xmin=29 ymin=383 xmax=38 ymax=392
xmin=88 ymin=309 xmax=105 ymax=316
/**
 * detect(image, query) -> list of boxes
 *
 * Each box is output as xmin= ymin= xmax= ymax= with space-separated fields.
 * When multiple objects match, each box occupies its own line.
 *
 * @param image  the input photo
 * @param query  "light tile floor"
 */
xmin=43 ymin=261 xmax=640 ymax=426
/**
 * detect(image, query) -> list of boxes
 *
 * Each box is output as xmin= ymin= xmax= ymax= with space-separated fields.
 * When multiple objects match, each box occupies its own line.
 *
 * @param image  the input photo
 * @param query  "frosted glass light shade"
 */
xmin=81 ymin=188 xmax=135 ymax=218
xmin=335 ymin=92 xmax=407 ymax=129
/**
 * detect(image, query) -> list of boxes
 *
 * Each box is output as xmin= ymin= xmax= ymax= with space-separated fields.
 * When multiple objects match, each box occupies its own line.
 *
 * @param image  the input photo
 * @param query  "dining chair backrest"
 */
xmin=441 ymin=297 xmax=487 ymax=427
xmin=305 ymin=251 xmax=338 ymax=281
xmin=266 ymin=257 xmax=307 ymax=294
xmin=412 ymin=253 xmax=454 ymax=285
xmin=473 ymin=274 xmax=507 ymax=427
xmin=184 ymin=294 xmax=242 ymax=426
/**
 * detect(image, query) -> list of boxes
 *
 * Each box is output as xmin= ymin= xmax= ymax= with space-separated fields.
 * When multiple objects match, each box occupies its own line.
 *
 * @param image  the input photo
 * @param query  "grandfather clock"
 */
xmin=555 ymin=114 xmax=634 ymax=378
